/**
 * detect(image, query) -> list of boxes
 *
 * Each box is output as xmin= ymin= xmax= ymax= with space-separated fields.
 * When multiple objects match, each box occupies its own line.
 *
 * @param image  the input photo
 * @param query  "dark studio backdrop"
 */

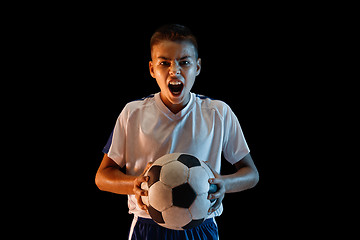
xmin=29 ymin=9 xmax=323 ymax=239
xmin=70 ymin=21 xmax=301 ymax=239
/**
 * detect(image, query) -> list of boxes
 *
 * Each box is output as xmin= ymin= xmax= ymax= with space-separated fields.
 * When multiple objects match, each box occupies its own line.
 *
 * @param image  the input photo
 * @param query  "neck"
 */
xmin=160 ymin=93 xmax=190 ymax=114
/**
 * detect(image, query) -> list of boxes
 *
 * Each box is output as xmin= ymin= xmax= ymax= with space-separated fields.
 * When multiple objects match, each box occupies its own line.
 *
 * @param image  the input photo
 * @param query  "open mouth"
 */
xmin=168 ymin=81 xmax=184 ymax=96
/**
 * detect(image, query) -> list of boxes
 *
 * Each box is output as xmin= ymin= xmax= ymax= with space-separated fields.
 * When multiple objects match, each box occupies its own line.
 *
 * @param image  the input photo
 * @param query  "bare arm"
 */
xmin=208 ymin=153 xmax=259 ymax=213
xmin=95 ymin=154 xmax=136 ymax=195
xmin=222 ymin=153 xmax=259 ymax=193
xmin=95 ymin=154 xmax=151 ymax=211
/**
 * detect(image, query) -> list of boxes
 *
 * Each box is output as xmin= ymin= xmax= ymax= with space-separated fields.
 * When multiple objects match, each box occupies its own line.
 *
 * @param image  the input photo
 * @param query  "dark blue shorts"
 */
xmin=129 ymin=217 xmax=219 ymax=240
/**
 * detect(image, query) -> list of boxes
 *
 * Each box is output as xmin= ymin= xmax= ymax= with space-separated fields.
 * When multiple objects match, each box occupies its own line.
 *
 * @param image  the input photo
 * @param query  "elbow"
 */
xmin=95 ymin=171 xmax=105 ymax=191
xmin=253 ymin=170 xmax=260 ymax=187
xmin=247 ymin=169 xmax=259 ymax=190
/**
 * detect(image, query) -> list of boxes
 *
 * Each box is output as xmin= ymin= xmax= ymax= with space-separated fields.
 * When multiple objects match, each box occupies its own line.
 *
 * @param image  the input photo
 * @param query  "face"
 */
xmin=149 ymin=40 xmax=201 ymax=113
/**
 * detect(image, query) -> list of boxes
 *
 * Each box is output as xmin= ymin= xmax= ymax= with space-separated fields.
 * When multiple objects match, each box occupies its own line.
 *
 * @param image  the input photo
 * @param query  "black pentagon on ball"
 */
xmin=148 ymin=205 xmax=165 ymax=224
xmin=177 ymin=154 xmax=201 ymax=168
xmin=172 ymin=183 xmax=196 ymax=208
xmin=182 ymin=218 xmax=205 ymax=229
xmin=147 ymin=165 xmax=162 ymax=187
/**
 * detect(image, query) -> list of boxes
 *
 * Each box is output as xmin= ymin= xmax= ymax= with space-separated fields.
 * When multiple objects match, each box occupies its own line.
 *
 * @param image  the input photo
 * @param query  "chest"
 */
xmin=127 ymin=107 xmax=223 ymax=149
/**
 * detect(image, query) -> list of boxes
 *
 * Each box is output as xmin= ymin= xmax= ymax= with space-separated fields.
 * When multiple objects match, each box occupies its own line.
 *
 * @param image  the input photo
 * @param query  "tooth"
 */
xmin=169 ymin=82 xmax=181 ymax=85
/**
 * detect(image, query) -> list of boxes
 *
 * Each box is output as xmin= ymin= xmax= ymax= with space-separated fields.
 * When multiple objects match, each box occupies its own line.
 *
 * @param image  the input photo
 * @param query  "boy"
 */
xmin=95 ymin=24 xmax=259 ymax=240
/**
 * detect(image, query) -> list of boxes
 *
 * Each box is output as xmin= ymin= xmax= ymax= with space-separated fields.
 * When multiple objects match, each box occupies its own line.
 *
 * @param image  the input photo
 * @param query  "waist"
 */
xmin=137 ymin=217 xmax=215 ymax=226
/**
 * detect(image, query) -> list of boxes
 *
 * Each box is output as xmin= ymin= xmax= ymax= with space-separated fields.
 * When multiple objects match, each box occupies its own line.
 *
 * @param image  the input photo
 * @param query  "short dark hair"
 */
xmin=150 ymin=24 xmax=198 ymax=58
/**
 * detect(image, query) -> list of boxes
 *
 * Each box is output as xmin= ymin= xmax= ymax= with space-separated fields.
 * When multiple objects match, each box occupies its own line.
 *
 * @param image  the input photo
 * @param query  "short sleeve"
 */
xmin=222 ymin=105 xmax=250 ymax=165
xmin=102 ymin=130 xmax=113 ymax=154
xmin=106 ymin=109 xmax=128 ymax=168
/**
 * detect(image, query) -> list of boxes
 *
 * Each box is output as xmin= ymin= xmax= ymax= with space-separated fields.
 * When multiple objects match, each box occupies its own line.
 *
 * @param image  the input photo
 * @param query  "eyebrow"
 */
xmin=158 ymin=56 xmax=191 ymax=60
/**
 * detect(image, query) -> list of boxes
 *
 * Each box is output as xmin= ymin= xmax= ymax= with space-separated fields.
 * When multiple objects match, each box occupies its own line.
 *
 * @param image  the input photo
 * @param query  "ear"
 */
xmin=196 ymin=58 xmax=201 ymax=76
xmin=149 ymin=61 xmax=155 ymax=78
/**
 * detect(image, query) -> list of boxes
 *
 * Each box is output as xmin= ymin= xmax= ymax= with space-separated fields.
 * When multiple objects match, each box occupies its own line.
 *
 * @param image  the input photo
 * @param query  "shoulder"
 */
xmin=193 ymin=93 xmax=233 ymax=118
xmin=120 ymin=94 xmax=156 ymax=118
xmin=124 ymin=93 xmax=156 ymax=110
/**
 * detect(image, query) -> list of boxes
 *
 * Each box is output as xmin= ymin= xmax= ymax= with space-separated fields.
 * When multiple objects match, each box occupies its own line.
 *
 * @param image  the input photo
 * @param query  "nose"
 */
xmin=169 ymin=62 xmax=181 ymax=76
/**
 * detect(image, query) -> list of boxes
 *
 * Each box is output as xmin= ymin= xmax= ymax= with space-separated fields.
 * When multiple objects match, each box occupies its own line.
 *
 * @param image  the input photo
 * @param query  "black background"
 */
xmin=16 ymin=5 xmax=337 ymax=239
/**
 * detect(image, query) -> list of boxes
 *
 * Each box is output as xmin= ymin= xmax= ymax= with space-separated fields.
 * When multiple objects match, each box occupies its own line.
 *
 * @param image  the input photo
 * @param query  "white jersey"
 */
xmin=104 ymin=92 xmax=250 ymax=218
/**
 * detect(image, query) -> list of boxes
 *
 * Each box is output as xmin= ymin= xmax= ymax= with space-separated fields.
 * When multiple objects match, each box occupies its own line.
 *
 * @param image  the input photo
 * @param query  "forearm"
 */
xmin=208 ymin=159 xmax=259 ymax=213
xmin=222 ymin=166 xmax=259 ymax=193
xmin=95 ymin=166 xmax=136 ymax=195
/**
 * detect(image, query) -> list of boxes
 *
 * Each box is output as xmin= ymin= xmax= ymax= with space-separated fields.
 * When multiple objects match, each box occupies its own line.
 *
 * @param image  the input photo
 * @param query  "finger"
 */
xmin=138 ymin=201 xmax=147 ymax=210
xmin=208 ymin=186 xmax=224 ymax=200
xmin=208 ymin=177 xmax=222 ymax=185
xmin=208 ymin=191 xmax=223 ymax=200
xmin=133 ymin=185 xmax=148 ymax=196
xmin=138 ymin=175 xmax=149 ymax=183
xmin=142 ymin=162 xmax=154 ymax=174
xmin=208 ymin=179 xmax=225 ymax=197
xmin=208 ymin=195 xmax=224 ymax=214
xmin=136 ymin=195 xmax=148 ymax=211
xmin=134 ymin=187 xmax=148 ymax=208
xmin=134 ymin=176 xmax=149 ymax=188
xmin=133 ymin=188 xmax=148 ymax=199
xmin=146 ymin=161 xmax=154 ymax=168
xmin=138 ymin=190 xmax=148 ymax=196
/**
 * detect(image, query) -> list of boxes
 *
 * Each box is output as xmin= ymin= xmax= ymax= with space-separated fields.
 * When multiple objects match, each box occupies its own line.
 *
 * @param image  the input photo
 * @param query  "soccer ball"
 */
xmin=141 ymin=153 xmax=217 ymax=230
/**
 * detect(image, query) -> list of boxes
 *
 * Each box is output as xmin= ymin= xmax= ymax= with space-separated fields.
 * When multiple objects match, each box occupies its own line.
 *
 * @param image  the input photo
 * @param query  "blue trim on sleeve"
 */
xmin=131 ymin=94 xmax=155 ymax=102
xmin=102 ymin=130 xmax=113 ymax=154
xmin=195 ymin=94 xmax=215 ymax=100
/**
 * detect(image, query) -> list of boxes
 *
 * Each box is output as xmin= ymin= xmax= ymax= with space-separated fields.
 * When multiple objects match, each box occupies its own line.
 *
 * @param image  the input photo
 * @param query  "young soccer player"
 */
xmin=95 ymin=24 xmax=259 ymax=240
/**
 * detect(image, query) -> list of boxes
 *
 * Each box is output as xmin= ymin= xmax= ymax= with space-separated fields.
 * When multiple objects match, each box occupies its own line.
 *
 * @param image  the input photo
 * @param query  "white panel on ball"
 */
xmin=153 ymin=153 xmax=182 ymax=166
xmin=162 ymin=206 xmax=192 ymax=230
xmin=200 ymin=161 xmax=215 ymax=178
xmin=189 ymin=193 xmax=210 ymax=219
xmin=188 ymin=166 xmax=210 ymax=195
xmin=148 ymin=181 xmax=172 ymax=212
xmin=160 ymin=161 xmax=189 ymax=188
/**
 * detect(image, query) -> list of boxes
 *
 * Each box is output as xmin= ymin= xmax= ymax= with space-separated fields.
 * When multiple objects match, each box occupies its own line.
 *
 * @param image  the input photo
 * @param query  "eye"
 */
xmin=179 ymin=61 xmax=190 ymax=66
xmin=159 ymin=61 xmax=170 ymax=66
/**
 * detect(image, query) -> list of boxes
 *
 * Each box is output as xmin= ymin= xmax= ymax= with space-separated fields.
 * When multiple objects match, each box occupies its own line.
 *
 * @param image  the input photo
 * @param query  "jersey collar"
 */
xmin=154 ymin=92 xmax=195 ymax=120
